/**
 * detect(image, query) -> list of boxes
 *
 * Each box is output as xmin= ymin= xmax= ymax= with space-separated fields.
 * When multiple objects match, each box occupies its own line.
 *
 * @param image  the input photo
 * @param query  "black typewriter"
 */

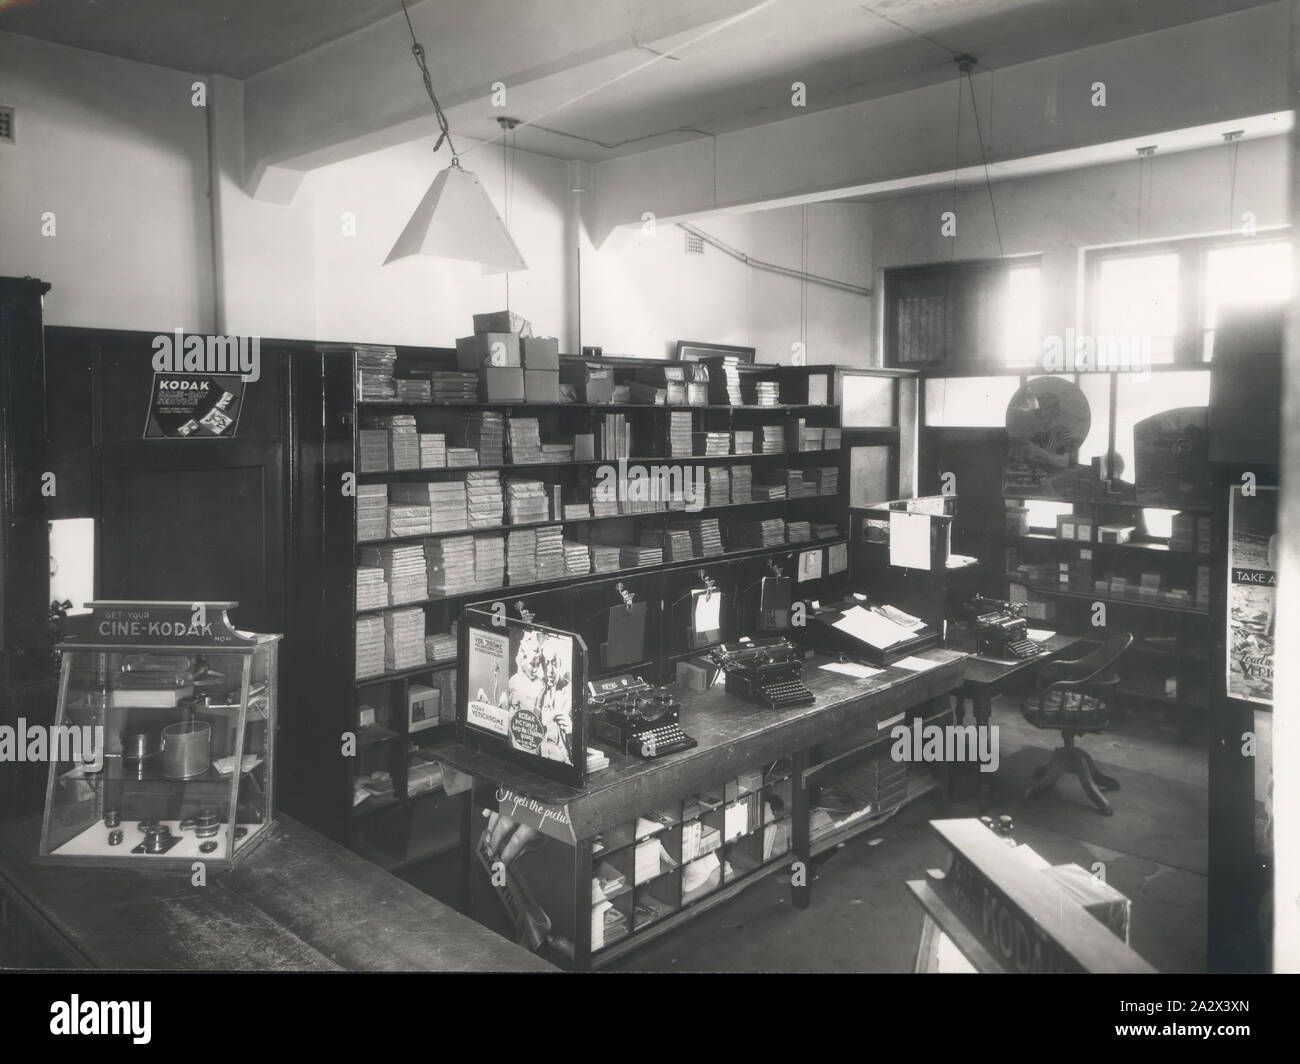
xmin=587 ymin=676 xmax=698 ymax=759
xmin=711 ymin=636 xmax=816 ymax=710
xmin=970 ymin=596 xmax=1043 ymax=659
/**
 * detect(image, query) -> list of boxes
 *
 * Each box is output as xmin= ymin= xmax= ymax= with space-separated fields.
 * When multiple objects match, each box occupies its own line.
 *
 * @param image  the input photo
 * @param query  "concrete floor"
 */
xmin=612 ymin=696 xmax=1209 ymax=973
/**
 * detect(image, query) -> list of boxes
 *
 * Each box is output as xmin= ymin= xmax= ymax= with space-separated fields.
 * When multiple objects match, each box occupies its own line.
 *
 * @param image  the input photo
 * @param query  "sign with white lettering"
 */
xmin=1227 ymin=484 xmax=1276 ymax=705
xmin=61 ymin=601 xmax=256 ymax=648
xmin=144 ymin=373 xmax=244 ymax=438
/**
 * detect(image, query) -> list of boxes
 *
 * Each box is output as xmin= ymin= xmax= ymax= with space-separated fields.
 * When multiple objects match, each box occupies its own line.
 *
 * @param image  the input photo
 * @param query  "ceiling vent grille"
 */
xmin=684 ymin=230 xmax=704 ymax=255
xmin=0 ymin=107 xmax=13 ymax=143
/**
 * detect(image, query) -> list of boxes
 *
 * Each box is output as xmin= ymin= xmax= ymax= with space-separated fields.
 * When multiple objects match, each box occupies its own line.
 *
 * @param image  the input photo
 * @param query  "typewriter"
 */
xmin=586 ymin=676 xmax=698 ymax=759
xmin=970 ymin=596 xmax=1043 ymax=660
xmin=711 ymin=636 xmax=816 ymax=710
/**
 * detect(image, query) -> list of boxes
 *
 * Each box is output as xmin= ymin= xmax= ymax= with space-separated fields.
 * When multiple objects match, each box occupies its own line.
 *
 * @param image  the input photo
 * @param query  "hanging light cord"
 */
xmin=963 ymin=65 xmax=1003 ymax=259
xmin=401 ymin=0 xmax=460 ymax=164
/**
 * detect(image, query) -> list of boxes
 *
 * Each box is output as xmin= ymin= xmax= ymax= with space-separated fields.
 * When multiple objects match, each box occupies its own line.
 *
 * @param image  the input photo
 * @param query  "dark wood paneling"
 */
xmin=99 ymin=453 xmax=282 ymax=633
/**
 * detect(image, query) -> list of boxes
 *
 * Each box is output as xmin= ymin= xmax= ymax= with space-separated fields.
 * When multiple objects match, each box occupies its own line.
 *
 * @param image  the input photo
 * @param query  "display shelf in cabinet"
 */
xmin=1002 ymin=576 xmax=1209 ymax=616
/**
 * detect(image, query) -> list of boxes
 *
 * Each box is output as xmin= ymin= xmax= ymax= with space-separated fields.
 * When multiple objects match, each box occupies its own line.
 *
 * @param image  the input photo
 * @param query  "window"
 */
xmin=1087 ymin=233 xmax=1291 ymax=366
xmin=1094 ymin=252 xmax=1179 ymax=365
xmin=1003 ymin=263 xmax=1042 ymax=368
xmin=1201 ymin=240 xmax=1291 ymax=360
xmin=885 ymin=258 xmax=1043 ymax=370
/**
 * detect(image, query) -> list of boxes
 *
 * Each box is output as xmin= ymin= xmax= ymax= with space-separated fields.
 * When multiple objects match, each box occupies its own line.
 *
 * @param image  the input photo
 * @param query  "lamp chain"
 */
xmin=401 ymin=0 xmax=459 ymax=163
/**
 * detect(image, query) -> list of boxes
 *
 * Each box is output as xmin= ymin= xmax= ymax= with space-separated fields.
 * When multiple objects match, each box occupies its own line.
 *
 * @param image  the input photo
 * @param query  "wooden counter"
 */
xmin=436 ymin=648 xmax=967 ymax=840
xmin=435 ymin=647 xmax=967 ymax=969
xmin=0 ymin=813 xmax=553 ymax=972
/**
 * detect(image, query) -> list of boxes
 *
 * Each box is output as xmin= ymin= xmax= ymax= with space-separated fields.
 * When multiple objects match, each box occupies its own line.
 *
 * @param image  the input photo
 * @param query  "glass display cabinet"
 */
xmin=39 ymin=601 xmax=280 ymax=869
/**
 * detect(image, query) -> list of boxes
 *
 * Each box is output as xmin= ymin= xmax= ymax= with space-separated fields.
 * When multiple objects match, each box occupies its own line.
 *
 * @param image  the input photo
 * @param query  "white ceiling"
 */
xmin=0 ymin=0 xmax=1279 ymax=162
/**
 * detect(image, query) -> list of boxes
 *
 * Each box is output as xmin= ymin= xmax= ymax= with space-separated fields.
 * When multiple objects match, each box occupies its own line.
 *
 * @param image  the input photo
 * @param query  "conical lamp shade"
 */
xmin=384 ymin=164 xmax=527 ymax=273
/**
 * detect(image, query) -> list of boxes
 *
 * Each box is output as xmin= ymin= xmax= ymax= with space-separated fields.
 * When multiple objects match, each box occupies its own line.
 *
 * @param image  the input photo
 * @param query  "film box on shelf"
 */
xmin=559 ymin=362 xmax=614 ymax=403
xmin=473 ymin=310 xmax=531 ymax=336
xmin=520 ymin=336 xmax=560 ymax=369
xmin=524 ymin=370 xmax=560 ymax=403
xmin=479 ymin=367 xmax=525 ymax=402
xmin=1098 ymin=524 xmax=1135 ymax=545
xmin=1056 ymin=515 xmax=1077 ymax=540
xmin=456 ymin=332 xmax=520 ymax=369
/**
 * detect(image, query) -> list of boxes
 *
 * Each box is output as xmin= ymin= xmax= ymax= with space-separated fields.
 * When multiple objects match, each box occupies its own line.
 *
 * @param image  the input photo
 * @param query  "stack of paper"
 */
xmin=620 ymin=544 xmax=663 ymax=567
xmin=731 ymin=518 xmax=785 ymax=547
xmin=695 ymin=431 xmax=730 ymax=457
xmin=814 ymin=521 xmax=840 ymax=540
xmin=465 ymin=471 xmax=504 ymax=528
xmin=368 ymin=414 xmax=419 ymax=470
xmin=446 ymin=446 xmax=479 ymax=468
xmin=732 ymin=430 xmax=754 ymax=455
xmin=592 ymin=545 xmax=622 ymax=573
xmin=785 ymin=470 xmax=813 ymax=498
xmin=507 ymin=529 xmax=537 ymax=584
xmin=355 ymin=616 xmax=386 ymax=678
xmin=356 ymin=484 xmax=388 ymax=541
xmin=424 ymin=632 xmax=458 ymax=663
xmin=669 ymin=411 xmax=694 ymax=458
xmin=706 ymin=467 xmax=730 ymax=506
xmin=787 ymin=521 xmax=812 ymax=543
xmin=730 ymin=465 xmax=752 ymax=503
xmin=757 ymin=425 xmax=785 ymax=453
xmin=356 ymin=567 xmax=388 ymax=611
xmin=360 ymin=544 xmax=427 ymax=605
xmin=393 ymin=481 xmax=467 ymax=533
xmin=464 ymin=412 xmax=506 ymax=466
xmin=358 ymin=429 xmax=389 ymax=473
xmin=394 ymin=377 xmax=431 ymax=402
xmin=356 ymin=346 xmax=398 ymax=401
xmin=387 ymin=504 xmax=432 ymax=538
xmin=564 ymin=540 xmax=592 ymax=576
xmin=418 ymin=434 xmax=447 ymax=468
xmin=473 ymin=533 xmax=505 ymax=589
xmin=540 ymin=442 xmax=574 ymax=463
xmin=506 ymin=479 xmax=549 ymax=525
xmin=535 ymin=526 xmax=564 ymax=581
xmin=425 ymin=536 xmax=477 ymax=598
xmin=746 ymin=380 xmax=780 ymax=406
xmin=383 ymin=608 xmax=426 ymax=670
xmin=428 ymin=371 xmax=479 ymax=403
xmin=677 ymin=517 xmax=724 ymax=558
xmin=506 ymin=417 xmax=543 ymax=464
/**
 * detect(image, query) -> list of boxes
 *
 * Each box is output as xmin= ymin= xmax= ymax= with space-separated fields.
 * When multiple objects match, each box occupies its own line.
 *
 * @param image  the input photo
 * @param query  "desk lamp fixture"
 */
xmin=384 ymin=0 xmax=527 ymax=273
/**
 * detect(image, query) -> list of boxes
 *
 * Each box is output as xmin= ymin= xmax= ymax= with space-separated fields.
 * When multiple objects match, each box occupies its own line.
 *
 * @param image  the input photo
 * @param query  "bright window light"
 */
xmin=1004 ymin=265 xmax=1042 ymax=367
xmin=1096 ymin=253 xmax=1179 ymax=363
xmin=1202 ymin=240 xmax=1292 ymax=358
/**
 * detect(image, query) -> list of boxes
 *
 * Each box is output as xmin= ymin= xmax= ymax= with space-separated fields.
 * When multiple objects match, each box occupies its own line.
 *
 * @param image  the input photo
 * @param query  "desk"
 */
xmin=0 ymin=813 xmax=553 ymax=972
xmin=434 ymin=648 xmax=966 ymax=970
xmin=947 ymin=630 xmax=1088 ymax=811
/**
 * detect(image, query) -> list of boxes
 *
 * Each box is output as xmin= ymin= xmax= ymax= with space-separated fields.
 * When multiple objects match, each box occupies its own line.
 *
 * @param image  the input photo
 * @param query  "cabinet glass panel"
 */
xmin=39 ymin=601 xmax=280 ymax=869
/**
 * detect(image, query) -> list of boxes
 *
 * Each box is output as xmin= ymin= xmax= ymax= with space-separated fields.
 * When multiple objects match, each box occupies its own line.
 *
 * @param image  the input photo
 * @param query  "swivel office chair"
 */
xmin=1020 ymin=632 xmax=1132 ymax=816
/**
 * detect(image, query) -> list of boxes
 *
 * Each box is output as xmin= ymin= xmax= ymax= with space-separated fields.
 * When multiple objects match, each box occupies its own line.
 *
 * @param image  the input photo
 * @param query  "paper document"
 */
xmin=820 ymin=661 xmax=883 ymax=679
xmin=874 ymin=604 xmax=925 ymax=631
xmin=892 ymin=656 xmax=942 ymax=671
xmin=692 ymin=589 xmax=722 ymax=634
xmin=831 ymin=605 xmax=915 ymax=649
xmin=1027 ymin=628 xmax=1055 ymax=642
xmin=889 ymin=511 xmax=932 ymax=570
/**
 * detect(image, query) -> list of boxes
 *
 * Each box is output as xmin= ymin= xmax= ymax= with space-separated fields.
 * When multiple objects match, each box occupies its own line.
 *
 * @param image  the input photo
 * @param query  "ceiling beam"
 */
xmin=585 ymin=2 xmax=1291 ymax=242
xmin=241 ymin=0 xmax=767 ymax=201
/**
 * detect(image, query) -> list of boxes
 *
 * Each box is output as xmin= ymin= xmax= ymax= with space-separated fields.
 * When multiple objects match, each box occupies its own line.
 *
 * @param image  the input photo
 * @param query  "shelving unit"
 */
xmin=589 ymin=762 xmax=794 ymax=960
xmin=1001 ymin=495 xmax=1212 ymax=737
xmin=289 ymin=347 xmax=851 ymax=878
